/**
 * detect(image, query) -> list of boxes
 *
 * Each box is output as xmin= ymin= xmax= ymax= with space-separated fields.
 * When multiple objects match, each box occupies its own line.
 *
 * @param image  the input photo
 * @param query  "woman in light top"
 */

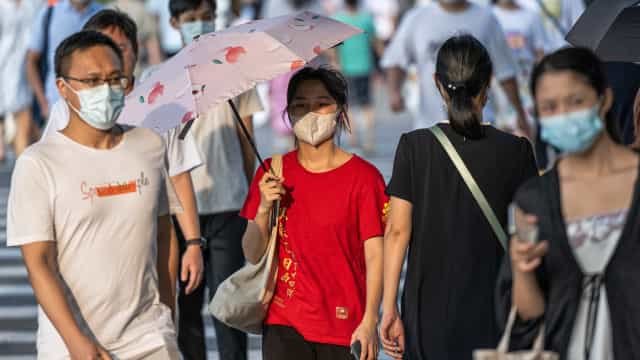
xmin=499 ymin=47 xmax=640 ymax=359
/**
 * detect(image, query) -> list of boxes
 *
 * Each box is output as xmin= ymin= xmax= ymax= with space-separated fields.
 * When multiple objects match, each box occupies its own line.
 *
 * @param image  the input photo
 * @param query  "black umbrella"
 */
xmin=566 ymin=0 xmax=640 ymax=62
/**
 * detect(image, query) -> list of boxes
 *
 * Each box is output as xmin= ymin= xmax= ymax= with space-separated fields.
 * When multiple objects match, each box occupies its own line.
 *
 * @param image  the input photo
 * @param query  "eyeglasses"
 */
xmin=64 ymin=76 xmax=129 ymax=89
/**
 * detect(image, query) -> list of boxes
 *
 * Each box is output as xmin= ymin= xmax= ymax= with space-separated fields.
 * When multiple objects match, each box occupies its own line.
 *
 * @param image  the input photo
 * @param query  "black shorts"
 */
xmin=262 ymin=325 xmax=352 ymax=360
xmin=347 ymin=75 xmax=372 ymax=106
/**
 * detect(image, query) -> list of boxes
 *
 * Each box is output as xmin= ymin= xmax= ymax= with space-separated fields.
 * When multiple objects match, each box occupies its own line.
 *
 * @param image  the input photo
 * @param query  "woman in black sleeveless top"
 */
xmin=379 ymin=35 xmax=538 ymax=359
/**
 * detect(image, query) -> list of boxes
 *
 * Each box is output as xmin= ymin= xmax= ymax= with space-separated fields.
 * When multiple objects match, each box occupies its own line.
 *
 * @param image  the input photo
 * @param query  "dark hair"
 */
xmin=288 ymin=0 xmax=313 ymax=10
xmin=83 ymin=9 xmax=139 ymax=58
xmin=169 ymin=0 xmax=216 ymax=19
xmin=530 ymin=47 xmax=621 ymax=143
xmin=285 ymin=66 xmax=351 ymax=135
xmin=55 ymin=30 xmax=123 ymax=78
xmin=344 ymin=0 xmax=359 ymax=8
xmin=435 ymin=34 xmax=493 ymax=139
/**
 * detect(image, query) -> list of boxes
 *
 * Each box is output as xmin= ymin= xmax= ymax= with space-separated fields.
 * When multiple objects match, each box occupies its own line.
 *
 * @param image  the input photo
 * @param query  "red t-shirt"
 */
xmin=240 ymin=151 xmax=389 ymax=346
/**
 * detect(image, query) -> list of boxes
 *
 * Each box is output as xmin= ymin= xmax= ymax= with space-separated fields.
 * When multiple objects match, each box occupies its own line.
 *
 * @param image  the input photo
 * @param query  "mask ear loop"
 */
xmin=59 ymin=78 xmax=84 ymax=116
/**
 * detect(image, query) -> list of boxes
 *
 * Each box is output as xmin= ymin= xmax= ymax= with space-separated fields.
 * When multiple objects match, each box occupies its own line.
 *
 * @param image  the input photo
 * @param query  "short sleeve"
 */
xmin=380 ymin=9 xmax=418 ymax=69
xmin=159 ymin=167 xmax=183 ymax=216
xmin=486 ymin=14 xmax=517 ymax=81
xmin=358 ymin=169 xmax=389 ymax=242
xmin=518 ymin=138 xmax=539 ymax=185
xmin=239 ymin=159 xmax=271 ymax=220
xmin=28 ymin=6 xmax=49 ymax=53
xmin=234 ymin=88 xmax=264 ymax=118
xmin=386 ymin=134 xmax=414 ymax=203
xmin=7 ymin=156 xmax=55 ymax=246
xmin=164 ymin=127 xmax=203 ymax=177
xmin=531 ymin=13 xmax=547 ymax=52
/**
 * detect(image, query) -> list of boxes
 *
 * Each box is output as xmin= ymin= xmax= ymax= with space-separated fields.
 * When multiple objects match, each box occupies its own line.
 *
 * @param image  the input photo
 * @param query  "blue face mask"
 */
xmin=180 ymin=20 xmax=215 ymax=44
xmin=540 ymin=104 xmax=604 ymax=154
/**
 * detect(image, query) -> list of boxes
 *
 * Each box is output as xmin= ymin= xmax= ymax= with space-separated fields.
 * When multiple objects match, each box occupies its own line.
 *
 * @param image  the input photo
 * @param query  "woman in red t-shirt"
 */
xmin=240 ymin=67 xmax=388 ymax=360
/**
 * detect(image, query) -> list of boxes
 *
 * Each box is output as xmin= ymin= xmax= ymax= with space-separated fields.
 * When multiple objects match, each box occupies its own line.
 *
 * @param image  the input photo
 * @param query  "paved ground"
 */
xmin=0 ymin=85 xmax=413 ymax=359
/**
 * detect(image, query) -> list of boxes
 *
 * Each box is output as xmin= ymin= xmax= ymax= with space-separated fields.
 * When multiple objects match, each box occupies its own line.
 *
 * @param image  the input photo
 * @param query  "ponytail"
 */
xmin=435 ymin=35 xmax=493 ymax=140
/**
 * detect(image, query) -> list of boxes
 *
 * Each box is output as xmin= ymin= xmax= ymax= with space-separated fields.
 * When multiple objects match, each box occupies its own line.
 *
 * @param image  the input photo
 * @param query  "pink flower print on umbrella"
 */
xmin=290 ymin=60 xmax=306 ymax=71
xmin=148 ymin=82 xmax=165 ymax=105
xmin=181 ymin=111 xmax=194 ymax=124
xmin=224 ymin=46 xmax=247 ymax=63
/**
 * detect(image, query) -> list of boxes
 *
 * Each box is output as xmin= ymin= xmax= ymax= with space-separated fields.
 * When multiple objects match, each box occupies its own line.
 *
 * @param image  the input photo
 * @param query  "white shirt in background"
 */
xmin=491 ymin=5 xmax=547 ymax=128
xmin=7 ymin=127 xmax=182 ymax=358
xmin=190 ymin=89 xmax=263 ymax=215
xmin=364 ymin=0 xmax=399 ymax=41
xmin=146 ymin=0 xmax=182 ymax=54
xmin=516 ymin=0 xmax=585 ymax=52
xmin=381 ymin=2 xmax=517 ymax=129
xmin=42 ymin=100 xmax=203 ymax=178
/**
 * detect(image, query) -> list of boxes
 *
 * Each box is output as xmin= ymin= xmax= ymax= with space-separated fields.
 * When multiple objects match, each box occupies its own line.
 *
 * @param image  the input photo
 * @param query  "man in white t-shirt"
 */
xmin=381 ymin=0 xmax=531 ymax=137
xmin=8 ymin=31 xmax=181 ymax=359
xmin=41 ymin=9 xmax=206 ymax=297
xmin=143 ymin=0 xmax=263 ymax=358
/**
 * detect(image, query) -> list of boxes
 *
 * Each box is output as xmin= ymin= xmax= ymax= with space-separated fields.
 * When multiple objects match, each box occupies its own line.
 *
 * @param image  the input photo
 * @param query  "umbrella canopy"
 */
xmin=118 ymin=11 xmax=361 ymax=134
xmin=566 ymin=0 xmax=640 ymax=62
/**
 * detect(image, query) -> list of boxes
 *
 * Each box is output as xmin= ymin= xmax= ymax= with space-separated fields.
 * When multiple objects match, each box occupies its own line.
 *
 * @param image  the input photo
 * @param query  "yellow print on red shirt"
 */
xmin=277 ymin=212 xmax=298 ymax=300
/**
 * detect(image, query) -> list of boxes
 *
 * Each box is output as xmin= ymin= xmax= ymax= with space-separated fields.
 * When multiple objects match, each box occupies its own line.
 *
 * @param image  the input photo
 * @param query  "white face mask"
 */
xmin=180 ymin=20 xmax=216 ymax=44
xmin=64 ymin=82 xmax=125 ymax=130
xmin=292 ymin=111 xmax=338 ymax=146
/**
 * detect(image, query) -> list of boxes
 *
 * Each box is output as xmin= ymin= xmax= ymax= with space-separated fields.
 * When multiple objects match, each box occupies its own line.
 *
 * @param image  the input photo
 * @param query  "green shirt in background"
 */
xmin=333 ymin=10 xmax=376 ymax=77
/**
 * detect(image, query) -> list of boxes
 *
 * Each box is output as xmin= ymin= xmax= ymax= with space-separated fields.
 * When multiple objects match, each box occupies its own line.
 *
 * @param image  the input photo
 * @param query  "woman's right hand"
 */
xmin=379 ymin=308 xmax=405 ymax=360
xmin=510 ymin=215 xmax=549 ymax=273
xmin=258 ymin=172 xmax=285 ymax=215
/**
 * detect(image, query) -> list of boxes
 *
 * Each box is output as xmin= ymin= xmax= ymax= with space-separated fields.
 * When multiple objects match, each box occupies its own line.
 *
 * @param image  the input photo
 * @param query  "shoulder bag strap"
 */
xmin=429 ymin=126 xmax=508 ymax=249
xmin=534 ymin=0 xmax=567 ymax=35
xmin=268 ymin=155 xmax=283 ymax=229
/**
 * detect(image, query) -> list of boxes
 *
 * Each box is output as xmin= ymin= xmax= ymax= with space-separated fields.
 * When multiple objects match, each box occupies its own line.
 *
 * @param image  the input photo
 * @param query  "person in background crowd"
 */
xmin=25 ymin=0 xmax=103 ymax=120
xmin=334 ymin=0 xmax=379 ymax=155
xmin=0 ymin=0 xmax=42 ymax=160
xmin=143 ymin=0 xmax=262 ymax=358
xmin=491 ymin=0 xmax=546 ymax=134
xmin=41 ymin=8 xmax=206 ymax=301
xmin=242 ymin=67 xmax=386 ymax=360
xmin=380 ymin=35 xmax=538 ymax=360
xmin=382 ymin=0 xmax=533 ymax=139
xmin=516 ymin=0 xmax=584 ymax=52
xmin=146 ymin=0 xmax=183 ymax=57
xmin=364 ymin=0 xmax=398 ymax=46
xmin=499 ymin=47 xmax=640 ymax=359
xmin=110 ymin=0 xmax=164 ymax=72
xmin=7 ymin=30 xmax=181 ymax=360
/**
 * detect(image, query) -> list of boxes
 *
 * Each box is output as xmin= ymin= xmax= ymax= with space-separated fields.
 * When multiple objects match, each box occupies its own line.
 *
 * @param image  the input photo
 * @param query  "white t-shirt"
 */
xmin=516 ymin=0 xmax=585 ymax=52
xmin=491 ymin=6 xmax=547 ymax=127
xmin=381 ymin=2 xmax=518 ymax=129
xmin=42 ymin=100 xmax=202 ymax=177
xmin=190 ymin=89 xmax=263 ymax=215
xmin=7 ymin=127 xmax=182 ymax=359
xmin=145 ymin=0 xmax=182 ymax=54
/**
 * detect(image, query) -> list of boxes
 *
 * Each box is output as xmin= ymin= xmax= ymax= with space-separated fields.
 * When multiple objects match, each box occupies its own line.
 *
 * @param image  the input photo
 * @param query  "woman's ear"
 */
xmin=433 ymin=74 xmax=449 ymax=102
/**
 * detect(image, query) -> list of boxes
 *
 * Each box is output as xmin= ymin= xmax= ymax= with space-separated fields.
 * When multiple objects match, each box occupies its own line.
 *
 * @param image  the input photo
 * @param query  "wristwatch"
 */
xmin=185 ymin=237 xmax=206 ymax=249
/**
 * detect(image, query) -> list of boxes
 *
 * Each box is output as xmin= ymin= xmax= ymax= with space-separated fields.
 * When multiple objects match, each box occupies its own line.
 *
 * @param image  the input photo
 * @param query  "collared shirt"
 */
xmin=28 ymin=0 xmax=103 ymax=106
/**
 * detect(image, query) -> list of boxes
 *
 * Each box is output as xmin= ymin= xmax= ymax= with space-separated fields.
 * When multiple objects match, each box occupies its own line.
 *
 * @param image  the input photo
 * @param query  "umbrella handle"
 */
xmin=228 ymin=99 xmax=271 ymax=174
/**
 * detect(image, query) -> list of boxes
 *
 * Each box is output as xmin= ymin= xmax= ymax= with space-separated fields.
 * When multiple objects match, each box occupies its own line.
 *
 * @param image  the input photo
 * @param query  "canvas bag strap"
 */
xmin=429 ymin=126 xmax=508 ymax=249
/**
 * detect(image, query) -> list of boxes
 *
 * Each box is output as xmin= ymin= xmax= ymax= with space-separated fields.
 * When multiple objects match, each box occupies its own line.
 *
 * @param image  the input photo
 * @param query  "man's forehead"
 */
xmin=68 ymin=46 xmax=122 ymax=72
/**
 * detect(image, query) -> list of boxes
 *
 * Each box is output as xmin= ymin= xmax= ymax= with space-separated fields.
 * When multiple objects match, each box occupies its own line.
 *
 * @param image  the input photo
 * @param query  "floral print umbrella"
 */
xmin=118 ymin=11 xmax=361 ymax=135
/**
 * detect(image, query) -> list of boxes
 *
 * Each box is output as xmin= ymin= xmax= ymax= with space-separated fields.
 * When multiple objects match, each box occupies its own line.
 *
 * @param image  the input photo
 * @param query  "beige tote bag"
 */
xmin=209 ymin=155 xmax=283 ymax=335
xmin=474 ymin=307 xmax=559 ymax=360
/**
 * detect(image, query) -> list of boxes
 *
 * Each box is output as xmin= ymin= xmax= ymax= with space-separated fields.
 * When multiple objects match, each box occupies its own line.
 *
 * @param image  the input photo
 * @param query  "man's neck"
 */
xmin=438 ymin=1 xmax=471 ymax=13
xmin=61 ymin=113 xmax=122 ymax=150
